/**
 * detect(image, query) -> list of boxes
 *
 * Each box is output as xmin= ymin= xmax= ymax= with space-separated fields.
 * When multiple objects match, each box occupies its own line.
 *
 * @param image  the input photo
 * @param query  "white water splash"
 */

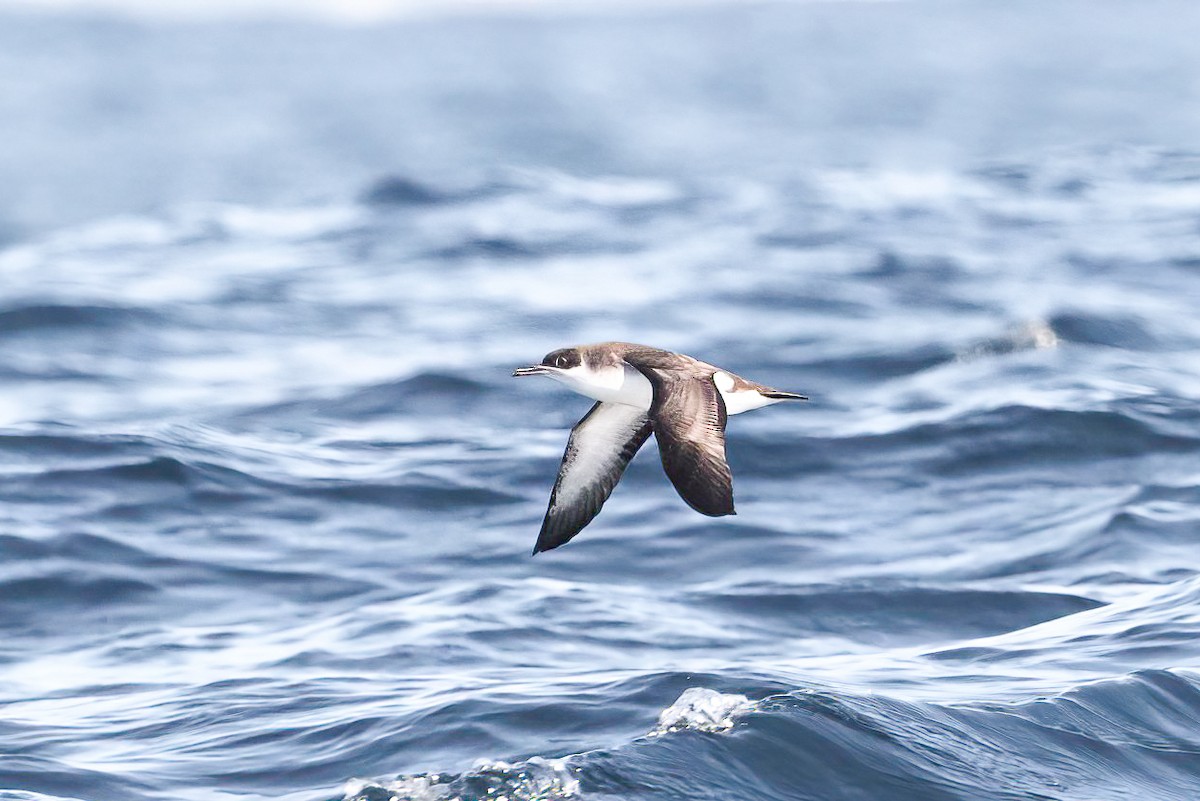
xmin=344 ymin=756 xmax=579 ymax=801
xmin=652 ymin=687 xmax=755 ymax=735
xmin=956 ymin=319 xmax=1060 ymax=362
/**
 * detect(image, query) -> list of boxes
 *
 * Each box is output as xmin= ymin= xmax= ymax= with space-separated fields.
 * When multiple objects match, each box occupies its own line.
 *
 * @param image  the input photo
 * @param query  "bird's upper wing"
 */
xmin=534 ymin=401 xmax=653 ymax=554
xmin=624 ymin=355 xmax=735 ymax=517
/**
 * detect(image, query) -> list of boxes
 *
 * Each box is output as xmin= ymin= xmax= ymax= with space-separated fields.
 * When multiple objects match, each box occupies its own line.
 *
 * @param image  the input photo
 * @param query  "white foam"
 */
xmin=652 ymin=687 xmax=755 ymax=735
xmin=344 ymin=756 xmax=579 ymax=801
xmin=955 ymin=318 xmax=1060 ymax=362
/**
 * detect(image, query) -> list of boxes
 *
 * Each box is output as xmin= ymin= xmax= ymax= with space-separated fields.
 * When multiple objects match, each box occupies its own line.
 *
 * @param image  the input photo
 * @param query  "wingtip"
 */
xmin=532 ymin=523 xmax=559 ymax=555
xmin=683 ymin=496 xmax=737 ymax=517
xmin=532 ymin=533 xmax=560 ymax=555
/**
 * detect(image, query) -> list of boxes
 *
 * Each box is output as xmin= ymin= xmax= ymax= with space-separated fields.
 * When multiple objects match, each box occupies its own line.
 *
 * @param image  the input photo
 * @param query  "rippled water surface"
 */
xmin=3 ymin=3 xmax=1200 ymax=801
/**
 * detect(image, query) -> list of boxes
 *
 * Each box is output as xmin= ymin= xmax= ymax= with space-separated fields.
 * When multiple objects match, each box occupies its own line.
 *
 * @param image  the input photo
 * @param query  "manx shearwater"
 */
xmin=513 ymin=342 xmax=806 ymax=553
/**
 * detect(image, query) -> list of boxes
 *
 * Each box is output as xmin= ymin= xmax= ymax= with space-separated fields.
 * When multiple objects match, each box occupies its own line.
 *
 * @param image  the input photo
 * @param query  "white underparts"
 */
xmin=547 ymin=363 xmax=654 ymax=410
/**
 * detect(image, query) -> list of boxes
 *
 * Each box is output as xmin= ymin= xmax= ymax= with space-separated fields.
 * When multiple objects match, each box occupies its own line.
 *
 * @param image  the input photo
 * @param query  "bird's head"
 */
xmin=512 ymin=347 xmax=583 ymax=377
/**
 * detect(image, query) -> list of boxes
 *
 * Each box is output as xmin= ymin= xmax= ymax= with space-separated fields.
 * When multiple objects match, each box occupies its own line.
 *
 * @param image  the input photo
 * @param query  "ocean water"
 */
xmin=3 ymin=3 xmax=1200 ymax=801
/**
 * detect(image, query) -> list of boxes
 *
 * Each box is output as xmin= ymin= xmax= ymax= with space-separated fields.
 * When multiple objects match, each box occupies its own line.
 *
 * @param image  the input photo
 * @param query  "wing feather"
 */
xmin=534 ymin=402 xmax=652 ymax=554
xmin=626 ymin=358 xmax=735 ymax=517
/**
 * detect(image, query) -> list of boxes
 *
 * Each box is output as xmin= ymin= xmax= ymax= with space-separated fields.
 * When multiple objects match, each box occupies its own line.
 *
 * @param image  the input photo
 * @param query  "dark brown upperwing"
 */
xmin=627 ymin=359 xmax=735 ymax=517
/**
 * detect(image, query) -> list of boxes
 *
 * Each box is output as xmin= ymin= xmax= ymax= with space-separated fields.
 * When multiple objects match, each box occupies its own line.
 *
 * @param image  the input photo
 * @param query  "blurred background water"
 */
xmin=2 ymin=1 xmax=1200 ymax=800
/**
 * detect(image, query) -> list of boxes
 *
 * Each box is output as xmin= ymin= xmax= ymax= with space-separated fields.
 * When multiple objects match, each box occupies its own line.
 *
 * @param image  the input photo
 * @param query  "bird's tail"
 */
xmin=760 ymin=390 xmax=808 ymax=401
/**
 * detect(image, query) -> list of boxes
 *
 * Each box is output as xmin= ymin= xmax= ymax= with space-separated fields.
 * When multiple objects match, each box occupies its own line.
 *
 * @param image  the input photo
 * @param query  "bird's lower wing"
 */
xmin=535 ymin=401 xmax=653 ymax=554
xmin=629 ymin=362 xmax=735 ymax=517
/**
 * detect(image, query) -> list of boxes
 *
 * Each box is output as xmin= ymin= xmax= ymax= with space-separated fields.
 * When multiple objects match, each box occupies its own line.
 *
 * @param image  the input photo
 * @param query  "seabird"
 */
xmin=513 ymin=342 xmax=807 ymax=553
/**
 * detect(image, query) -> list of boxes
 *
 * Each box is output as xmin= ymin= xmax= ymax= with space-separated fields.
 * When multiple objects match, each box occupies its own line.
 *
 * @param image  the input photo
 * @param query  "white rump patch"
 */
xmin=712 ymin=370 xmax=782 ymax=415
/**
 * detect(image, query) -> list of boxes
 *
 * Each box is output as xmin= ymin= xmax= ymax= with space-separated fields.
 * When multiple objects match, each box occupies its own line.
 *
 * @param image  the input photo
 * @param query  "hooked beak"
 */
xmin=512 ymin=365 xmax=551 ymax=377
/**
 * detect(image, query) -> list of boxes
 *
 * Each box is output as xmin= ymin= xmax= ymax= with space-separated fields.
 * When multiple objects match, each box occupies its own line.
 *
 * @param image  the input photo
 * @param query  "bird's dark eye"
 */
xmin=542 ymin=349 xmax=580 ymax=369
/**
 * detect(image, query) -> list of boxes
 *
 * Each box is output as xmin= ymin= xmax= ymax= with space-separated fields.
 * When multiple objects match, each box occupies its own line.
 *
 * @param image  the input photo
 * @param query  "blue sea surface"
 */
xmin=3 ymin=3 xmax=1200 ymax=800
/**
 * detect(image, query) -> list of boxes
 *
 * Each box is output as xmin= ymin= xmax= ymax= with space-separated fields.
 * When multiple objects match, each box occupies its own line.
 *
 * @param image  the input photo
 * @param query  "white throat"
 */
xmin=547 ymin=363 xmax=653 ymax=410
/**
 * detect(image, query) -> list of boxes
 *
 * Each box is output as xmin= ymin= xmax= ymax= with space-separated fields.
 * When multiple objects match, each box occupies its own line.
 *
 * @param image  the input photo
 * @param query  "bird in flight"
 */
xmin=513 ymin=342 xmax=806 ymax=553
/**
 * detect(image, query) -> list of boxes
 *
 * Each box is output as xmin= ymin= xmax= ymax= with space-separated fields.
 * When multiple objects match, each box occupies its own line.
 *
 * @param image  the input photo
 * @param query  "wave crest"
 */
xmin=344 ymin=757 xmax=579 ymax=801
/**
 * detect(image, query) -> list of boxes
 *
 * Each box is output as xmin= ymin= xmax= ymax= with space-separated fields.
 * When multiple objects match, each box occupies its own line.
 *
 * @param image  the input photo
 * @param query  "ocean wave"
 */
xmin=344 ymin=757 xmax=579 ymax=801
xmin=310 ymin=374 xmax=494 ymax=421
xmin=734 ymin=402 xmax=1200 ymax=482
xmin=344 ymin=671 xmax=1200 ymax=801
xmin=690 ymin=585 xmax=1102 ymax=647
xmin=0 ymin=303 xmax=162 ymax=336
xmin=0 ymin=755 xmax=153 ymax=801
xmin=929 ymin=577 xmax=1200 ymax=674
xmin=0 ymin=423 xmax=520 ymax=515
